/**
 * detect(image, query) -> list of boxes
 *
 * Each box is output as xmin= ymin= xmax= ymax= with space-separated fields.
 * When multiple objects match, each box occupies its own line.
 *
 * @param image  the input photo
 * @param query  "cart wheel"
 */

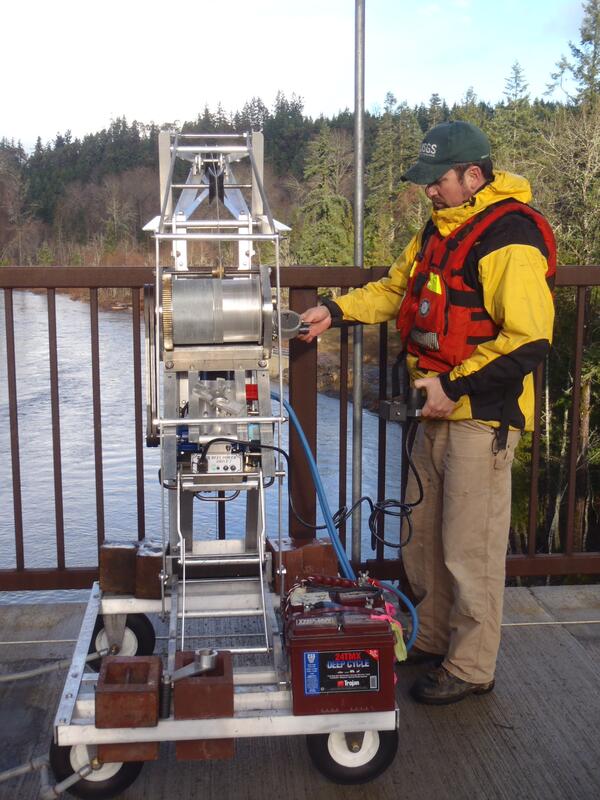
xmin=306 ymin=729 xmax=398 ymax=784
xmin=49 ymin=741 xmax=143 ymax=799
xmin=88 ymin=613 xmax=156 ymax=671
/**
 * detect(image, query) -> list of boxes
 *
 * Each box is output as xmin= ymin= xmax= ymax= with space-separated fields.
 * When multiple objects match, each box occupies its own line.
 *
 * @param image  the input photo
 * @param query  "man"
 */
xmin=299 ymin=121 xmax=555 ymax=705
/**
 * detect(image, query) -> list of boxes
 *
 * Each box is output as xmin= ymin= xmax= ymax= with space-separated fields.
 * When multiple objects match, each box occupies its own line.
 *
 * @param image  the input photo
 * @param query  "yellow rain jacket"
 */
xmin=333 ymin=171 xmax=555 ymax=431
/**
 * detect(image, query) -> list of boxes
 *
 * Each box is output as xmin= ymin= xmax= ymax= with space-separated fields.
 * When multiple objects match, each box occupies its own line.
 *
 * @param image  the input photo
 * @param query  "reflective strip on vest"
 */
xmin=427 ymin=273 xmax=443 ymax=294
xmin=410 ymin=328 xmax=440 ymax=351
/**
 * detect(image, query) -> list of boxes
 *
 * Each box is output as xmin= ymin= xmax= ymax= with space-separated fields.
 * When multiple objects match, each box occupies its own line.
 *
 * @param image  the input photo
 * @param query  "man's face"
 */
xmin=424 ymin=167 xmax=474 ymax=210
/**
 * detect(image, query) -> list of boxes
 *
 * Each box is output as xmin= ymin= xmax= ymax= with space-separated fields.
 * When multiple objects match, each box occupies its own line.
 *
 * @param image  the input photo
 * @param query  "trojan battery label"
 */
xmin=303 ymin=649 xmax=380 ymax=695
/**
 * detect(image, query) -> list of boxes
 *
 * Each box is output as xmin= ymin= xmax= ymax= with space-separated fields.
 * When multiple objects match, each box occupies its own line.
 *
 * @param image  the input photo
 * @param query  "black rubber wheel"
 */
xmin=87 ymin=613 xmax=156 ymax=671
xmin=306 ymin=729 xmax=398 ymax=784
xmin=49 ymin=741 xmax=143 ymax=799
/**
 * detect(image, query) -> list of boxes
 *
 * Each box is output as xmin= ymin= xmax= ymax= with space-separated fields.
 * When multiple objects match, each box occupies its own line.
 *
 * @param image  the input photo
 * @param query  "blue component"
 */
xmin=303 ymin=652 xmax=321 ymax=695
xmin=178 ymin=443 xmax=199 ymax=452
xmin=176 ymin=425 xmax=199 ymax=453
xmin=271 ymin=391 xmax=419 ymax=652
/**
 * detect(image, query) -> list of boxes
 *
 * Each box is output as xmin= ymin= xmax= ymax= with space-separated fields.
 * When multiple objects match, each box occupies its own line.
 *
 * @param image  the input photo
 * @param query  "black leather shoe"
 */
xmin=410 ymin=666 xmax=495 ymax=705
xmin=399 ymin=647 xmax=444 ymax=667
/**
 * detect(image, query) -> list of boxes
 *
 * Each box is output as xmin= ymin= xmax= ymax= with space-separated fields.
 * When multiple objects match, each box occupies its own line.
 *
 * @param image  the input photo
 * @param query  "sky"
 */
xmin=1 ymin=0 xmax=584 ymax=150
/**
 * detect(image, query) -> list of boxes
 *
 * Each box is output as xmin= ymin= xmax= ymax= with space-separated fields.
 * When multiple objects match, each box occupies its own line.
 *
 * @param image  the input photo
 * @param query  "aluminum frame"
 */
xmin=52 ymin=125 xmax=399 ymax=774
xmin=54 ymin=585 xmax=397 ymax=749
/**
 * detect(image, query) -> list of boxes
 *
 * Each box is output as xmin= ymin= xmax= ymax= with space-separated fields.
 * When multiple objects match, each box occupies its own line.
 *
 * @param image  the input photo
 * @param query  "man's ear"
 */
xmin=464 ymin=165 xmax=485 ymax=193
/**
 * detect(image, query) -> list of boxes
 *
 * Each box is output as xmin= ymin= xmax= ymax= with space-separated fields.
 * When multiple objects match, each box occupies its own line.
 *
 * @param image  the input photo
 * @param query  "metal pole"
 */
xmin=352 ymin=0 xmax=365 ymax=567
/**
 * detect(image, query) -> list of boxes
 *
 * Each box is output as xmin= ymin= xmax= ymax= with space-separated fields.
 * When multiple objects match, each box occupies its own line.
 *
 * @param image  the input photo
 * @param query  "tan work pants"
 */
xmin=403 ymin=419 xmax=520 ymax=684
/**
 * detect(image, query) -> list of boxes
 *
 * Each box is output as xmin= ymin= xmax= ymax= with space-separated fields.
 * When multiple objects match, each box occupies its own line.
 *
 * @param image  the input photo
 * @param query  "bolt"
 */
xmin=349 ymin=742 xmax=362 ymax=753
xmin=65 ymin=693 xmax=73 ymax=699
xmin=59 ymin=718 xmax=67 ymax=724
xmin=91 ymin=757 xmax=102 ymax=770
xmin=165 ymin=360 xmax=174 ymax=369
xmin=71 ymin=672 xmax=79 ymax=678
xmin=258 ymin=360 xmax=267 ymax=368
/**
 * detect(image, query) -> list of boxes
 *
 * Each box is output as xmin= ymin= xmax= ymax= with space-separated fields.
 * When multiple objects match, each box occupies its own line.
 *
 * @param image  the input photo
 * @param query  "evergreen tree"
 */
xmin=451 ymin=88 xmax=493 ymax=128
xmin=489 ymin=62 xmax=535 ymax=171
xmin=233 ymin=97 xmax=270 ymax=131
xmin=365 ymin=94 xmax=399 ymax=266
xmin=364 ymin=95 xmax=424 ymax=264
xmin=532 ymin=100 xmax=600 ymax=554
xmin=427 ymin=93 xmax=447 ymax=127
xmin=394 ymin=103 xmax=423 ymax=174
xmin=264 ymin=92 xmax=314 ymax=177
xmin=548 ymin=0 xmax=600 ymax=104
xmin=292 ymin=125 xmax=353 ymax=265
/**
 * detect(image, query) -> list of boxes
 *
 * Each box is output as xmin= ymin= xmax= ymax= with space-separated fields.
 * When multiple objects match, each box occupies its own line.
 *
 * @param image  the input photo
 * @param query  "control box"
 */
xmin=191 ymin=446 xmax=244 ymax=475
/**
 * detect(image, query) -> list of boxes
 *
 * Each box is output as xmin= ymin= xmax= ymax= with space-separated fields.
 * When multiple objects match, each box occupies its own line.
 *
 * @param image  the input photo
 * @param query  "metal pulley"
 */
xmin=276 ymin=309 xmax=310 ymax=339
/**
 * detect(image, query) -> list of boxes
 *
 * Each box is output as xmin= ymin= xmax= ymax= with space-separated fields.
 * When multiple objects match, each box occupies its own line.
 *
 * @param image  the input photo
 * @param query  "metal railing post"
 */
xmin=352 ymin=0 xmax=366 ymax=566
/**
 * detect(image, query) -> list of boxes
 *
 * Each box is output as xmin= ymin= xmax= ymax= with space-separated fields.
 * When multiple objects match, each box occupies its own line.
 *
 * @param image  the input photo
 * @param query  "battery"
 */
xmin=287 ymin=611 xmax=395 ymax=715
xmin=333 ymin=589 xmax=385 ymax=609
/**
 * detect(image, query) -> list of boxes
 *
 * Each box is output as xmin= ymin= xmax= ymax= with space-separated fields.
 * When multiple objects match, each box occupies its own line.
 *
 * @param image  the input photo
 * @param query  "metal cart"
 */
xmin=49 ymin=132 xmax=399 ymax=798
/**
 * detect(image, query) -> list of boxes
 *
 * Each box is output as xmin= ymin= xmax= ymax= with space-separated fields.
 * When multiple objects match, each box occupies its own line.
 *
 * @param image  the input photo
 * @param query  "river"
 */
xmin=0 ymin=291 xmax=404 ymax=600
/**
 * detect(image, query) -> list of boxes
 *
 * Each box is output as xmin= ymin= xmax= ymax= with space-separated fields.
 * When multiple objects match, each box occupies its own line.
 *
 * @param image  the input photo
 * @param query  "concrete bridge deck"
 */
xmin=0 ymin=584 xmax=599 ymax=800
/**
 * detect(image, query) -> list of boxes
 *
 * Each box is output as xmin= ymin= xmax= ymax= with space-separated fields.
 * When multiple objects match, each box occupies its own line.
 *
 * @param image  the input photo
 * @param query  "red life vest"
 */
xmin=396 ymin=199 xmax=556 ymax=373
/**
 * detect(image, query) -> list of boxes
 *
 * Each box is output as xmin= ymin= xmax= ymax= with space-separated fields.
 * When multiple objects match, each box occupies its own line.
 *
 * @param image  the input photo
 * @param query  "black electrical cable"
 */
xmin=369 ymin=499 xmax=413 ymax=550
xmin=369 ymin=419 xmax=424 ymax=550
xmin=403 ymin=420 xmax=425 ymax=507
xmin=194 ymin=491 xmax=240 ymax=502
xmin=240 ymin=442 xmax=376 ymax=533
xmin=188 ymin=429 xmax=426 ymax=551
xmin=198 ymin=437 xmax=248 ymax=461
xmin=198 ymin=438 xmax=323 ymax=528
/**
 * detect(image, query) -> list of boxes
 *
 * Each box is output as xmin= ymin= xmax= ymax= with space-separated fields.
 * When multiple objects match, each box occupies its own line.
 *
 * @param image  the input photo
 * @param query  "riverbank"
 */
xmin=294 ymin=323 xmax=402 ymax=411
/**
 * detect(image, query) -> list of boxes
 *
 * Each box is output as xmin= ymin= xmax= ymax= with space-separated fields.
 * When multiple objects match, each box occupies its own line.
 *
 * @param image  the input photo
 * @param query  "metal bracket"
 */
xmin=379 ymin=398 xmax=409 ymax=422
xmin=101 ymin=614 xmax=127 ymax=654
xmin=344 ymin=731 xmax=366 ymax=752
xmin=379 ymin=388 xmax=425 ymax=422
xmin=170 ymin=649 xmax=218 ymax=683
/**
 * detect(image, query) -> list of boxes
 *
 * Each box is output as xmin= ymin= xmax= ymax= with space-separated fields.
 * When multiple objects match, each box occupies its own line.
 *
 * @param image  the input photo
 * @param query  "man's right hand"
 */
xmin=298 ymin=305 xmax=332 ymax=343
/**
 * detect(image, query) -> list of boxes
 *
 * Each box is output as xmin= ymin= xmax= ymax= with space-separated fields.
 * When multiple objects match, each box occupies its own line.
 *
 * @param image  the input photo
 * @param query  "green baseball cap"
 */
xmin=401 ymin=121 xmax=491 ymax=185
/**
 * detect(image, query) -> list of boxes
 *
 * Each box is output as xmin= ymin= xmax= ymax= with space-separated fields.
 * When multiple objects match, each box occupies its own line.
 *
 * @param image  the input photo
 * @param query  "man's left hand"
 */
xmin=413 ymin=376 xmax=456 ymax=418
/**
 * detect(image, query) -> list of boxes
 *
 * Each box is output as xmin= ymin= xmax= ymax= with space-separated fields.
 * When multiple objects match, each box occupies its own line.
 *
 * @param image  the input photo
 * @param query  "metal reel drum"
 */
xmin=162 ymin=274 xmax=267 ymax=349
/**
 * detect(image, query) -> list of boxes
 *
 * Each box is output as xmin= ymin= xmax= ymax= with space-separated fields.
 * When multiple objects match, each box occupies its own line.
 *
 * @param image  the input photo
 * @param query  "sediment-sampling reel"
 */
xmin=160 ymin=270 xmax=272 ymax=349
xmin=143 ymin=129 xmax=291 ymax=581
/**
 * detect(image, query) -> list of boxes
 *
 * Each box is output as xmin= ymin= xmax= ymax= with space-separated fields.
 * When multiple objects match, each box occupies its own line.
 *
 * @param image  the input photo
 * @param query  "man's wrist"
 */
xmin=320 ymin=299 xmax=343 ymax=324
xmin=439 ymin=372 xmax=466 ymax=402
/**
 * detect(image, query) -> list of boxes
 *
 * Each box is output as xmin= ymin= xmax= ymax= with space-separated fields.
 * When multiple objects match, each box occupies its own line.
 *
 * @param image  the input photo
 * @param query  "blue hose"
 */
xmin=271 ymin=391 xmax=419 ymax=650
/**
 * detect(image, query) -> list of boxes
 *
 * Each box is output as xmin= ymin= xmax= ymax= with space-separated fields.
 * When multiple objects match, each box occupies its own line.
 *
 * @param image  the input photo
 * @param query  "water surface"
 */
xmin=0 ymin=291 xmax=404 ymax=601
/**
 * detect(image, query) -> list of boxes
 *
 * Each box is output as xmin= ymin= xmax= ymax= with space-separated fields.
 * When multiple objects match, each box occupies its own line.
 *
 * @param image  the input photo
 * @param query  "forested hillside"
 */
xmin=1 ymin=0 xmax=599 ymax=560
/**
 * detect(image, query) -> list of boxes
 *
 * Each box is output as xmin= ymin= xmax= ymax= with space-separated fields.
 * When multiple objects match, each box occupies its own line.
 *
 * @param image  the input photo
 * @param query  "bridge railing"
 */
xmin=1 ymin=264 xmax=599 ymax=590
